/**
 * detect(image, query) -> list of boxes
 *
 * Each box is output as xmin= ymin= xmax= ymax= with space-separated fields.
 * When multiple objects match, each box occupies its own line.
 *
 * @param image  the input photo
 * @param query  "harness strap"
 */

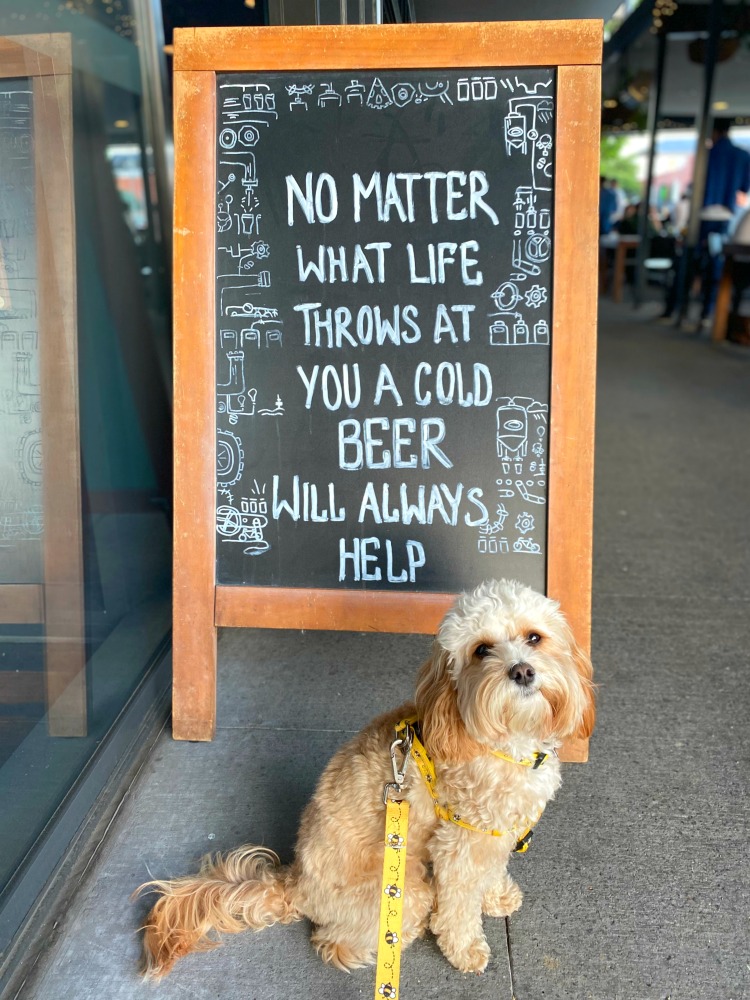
xmin=490 ymin=747 xmax=550 ymax=769
xmin=394 ymin=716 xmax=542 ymax=850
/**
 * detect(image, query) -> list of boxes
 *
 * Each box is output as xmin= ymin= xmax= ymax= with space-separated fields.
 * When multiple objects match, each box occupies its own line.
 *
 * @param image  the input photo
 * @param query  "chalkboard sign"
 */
xmin=214 ymin=68 xmax=554 ymax=593
xmin=172 ymin=22 xmax=602 ymax=755
xmin=0 ymin=79 xmax=41 ymax=585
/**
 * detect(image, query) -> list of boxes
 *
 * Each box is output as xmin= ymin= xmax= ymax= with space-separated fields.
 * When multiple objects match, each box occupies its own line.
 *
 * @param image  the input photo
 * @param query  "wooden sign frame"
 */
xmin=172 ymin=22 xmax=602 ymax=760
xmin=0 ymin=34 xmax=85 ymax=738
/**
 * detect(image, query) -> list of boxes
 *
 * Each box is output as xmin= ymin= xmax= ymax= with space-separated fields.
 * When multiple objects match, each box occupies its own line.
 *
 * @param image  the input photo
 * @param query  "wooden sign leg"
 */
xmin=172 ymin=585 xmax=217 ymax=741
xmin=172 ymin=70 xmax=218 ymax=741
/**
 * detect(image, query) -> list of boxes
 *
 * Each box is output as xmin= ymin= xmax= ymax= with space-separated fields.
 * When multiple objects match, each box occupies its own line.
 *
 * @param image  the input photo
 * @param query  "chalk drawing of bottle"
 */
xmin=489 ymin=316 xmax=511 ymax=345
xmin=513 ymin=317 xmax=529 ymax=345
xmin=496 ymin=399 xmax=528 ymax=474
xmin=533 ymin=319 xmax=550 ymax=345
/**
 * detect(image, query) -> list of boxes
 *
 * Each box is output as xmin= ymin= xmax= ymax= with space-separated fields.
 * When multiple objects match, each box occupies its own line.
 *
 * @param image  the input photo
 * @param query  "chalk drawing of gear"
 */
xmin=515 ymin=511 xmax=535 ymax=535
xmin=391 ymin=82 xmax=417 ymax=107
xmin=217 ymin=429 xmax=244 ymax=489
xmin=17 ymin=430 xmax=42 ymax=486
xmin=524 ymin=284 xmax=547 ymax=309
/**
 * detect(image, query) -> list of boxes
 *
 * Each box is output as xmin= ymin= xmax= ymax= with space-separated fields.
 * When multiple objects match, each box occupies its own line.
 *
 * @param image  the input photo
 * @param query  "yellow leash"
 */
xmin=375 ymin=718 xmax=548 ymax=999
xmin=374 ymin=798 xmax=409 ymax=1000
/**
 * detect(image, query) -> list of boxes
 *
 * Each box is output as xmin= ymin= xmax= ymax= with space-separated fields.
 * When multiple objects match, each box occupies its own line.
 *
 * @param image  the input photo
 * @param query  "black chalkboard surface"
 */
xmin=214 ymin=68 xmax=555 ymax=593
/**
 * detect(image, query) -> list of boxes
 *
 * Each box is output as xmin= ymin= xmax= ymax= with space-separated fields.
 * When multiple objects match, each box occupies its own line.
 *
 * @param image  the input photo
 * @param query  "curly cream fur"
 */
xmin=137 ymin=579 xmax=595 ymax=978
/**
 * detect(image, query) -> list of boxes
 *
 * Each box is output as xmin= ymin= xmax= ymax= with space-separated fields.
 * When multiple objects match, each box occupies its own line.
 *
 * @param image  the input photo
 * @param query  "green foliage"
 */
xmin=600 ymin=135 xmax=641 ymax=196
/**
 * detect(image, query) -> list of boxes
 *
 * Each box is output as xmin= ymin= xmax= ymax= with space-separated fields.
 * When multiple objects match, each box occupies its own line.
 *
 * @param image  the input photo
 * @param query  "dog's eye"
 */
xmin=526 ymin=632 xmax=542 ymax=646
xmin=474 ymin=643 xmax=491 ymax=659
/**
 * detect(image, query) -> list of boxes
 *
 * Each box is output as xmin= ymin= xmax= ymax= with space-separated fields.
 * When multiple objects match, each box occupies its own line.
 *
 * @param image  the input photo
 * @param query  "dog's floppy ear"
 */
xmin=541 ymin=626 xmax=596 ymax=741
xmin=415 ymin=643 xmax=482 ymax=763
xmin=571 ymin=639 xmax=596 ymax=739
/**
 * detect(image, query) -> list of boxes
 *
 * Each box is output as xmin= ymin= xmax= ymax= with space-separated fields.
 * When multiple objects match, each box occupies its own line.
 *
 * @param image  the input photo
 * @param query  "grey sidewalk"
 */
xmin=11 ymin=300 xmax=750 ymax=999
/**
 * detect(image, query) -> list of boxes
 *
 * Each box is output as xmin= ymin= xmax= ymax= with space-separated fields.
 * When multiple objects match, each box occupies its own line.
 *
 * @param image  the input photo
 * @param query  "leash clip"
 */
xmin=383 ymin=727 xmax=413 ymax=804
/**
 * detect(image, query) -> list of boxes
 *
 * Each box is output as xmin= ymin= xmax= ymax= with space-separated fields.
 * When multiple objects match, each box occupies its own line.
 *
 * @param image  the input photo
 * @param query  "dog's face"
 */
xmin=415 ymin=580 xmax=595 ymax=760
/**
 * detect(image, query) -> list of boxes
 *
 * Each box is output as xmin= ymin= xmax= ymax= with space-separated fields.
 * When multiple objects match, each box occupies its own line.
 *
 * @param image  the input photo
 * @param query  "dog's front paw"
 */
xmin=447 ymin=936 xmax=491 ymax=975
xmin=431 ymin=916 xmax=491 ymax=975
xmin=482 ymin=878 xmax=523 ymax=918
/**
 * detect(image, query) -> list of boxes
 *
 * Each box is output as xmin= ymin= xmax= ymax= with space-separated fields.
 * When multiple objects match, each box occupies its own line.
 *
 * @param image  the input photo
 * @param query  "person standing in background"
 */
xmin=672 ymin=184 xmax=692 ymax=236
xmin=695 ymin=117 xmax=750 ymax=328
xmin=599 ymin=176 xmax=617 ymax=235
xmin=609 ymin=177 xmax=629 ymax=224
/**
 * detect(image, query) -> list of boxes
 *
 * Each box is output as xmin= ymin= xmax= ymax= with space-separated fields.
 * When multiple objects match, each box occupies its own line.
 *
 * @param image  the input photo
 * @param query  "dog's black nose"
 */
xmin=509 ymin=662 xmax=535 ymax=686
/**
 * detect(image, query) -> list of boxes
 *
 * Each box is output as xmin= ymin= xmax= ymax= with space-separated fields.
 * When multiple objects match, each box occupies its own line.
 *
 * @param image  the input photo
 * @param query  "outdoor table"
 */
xmin=611 ymin=234 xmax=640 ymax=303
xmin=712 ymin=242 xmax=750 ymax=342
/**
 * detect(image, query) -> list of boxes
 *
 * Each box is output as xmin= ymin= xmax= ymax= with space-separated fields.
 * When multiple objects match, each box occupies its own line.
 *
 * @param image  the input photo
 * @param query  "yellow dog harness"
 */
xmin=374 ymin=717 xmax=550 ymax=999
xmin=392 ymin=716 xmax=546 ymax=848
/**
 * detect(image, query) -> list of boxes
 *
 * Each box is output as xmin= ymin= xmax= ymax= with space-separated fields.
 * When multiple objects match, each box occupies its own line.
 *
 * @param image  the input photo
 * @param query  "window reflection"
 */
xmin=0 ymin=3 xmax=171 ymax=907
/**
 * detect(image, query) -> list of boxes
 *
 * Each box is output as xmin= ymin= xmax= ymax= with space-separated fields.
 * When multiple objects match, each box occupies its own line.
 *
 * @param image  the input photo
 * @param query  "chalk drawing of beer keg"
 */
xmin=504 ymin=110 xmax=527 ymax=154
xmin=496 ymin=399 xmax=529 ymax=462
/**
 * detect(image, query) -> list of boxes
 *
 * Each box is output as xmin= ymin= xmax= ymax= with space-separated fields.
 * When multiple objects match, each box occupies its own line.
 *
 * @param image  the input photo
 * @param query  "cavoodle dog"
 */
xmin=139 ymin=579 xmax=594 ymax=978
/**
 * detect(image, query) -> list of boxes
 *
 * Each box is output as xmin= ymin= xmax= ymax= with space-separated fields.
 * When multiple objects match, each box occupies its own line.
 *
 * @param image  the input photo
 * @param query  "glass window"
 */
xmin=0 ymin=0 xmax=171 ymax=941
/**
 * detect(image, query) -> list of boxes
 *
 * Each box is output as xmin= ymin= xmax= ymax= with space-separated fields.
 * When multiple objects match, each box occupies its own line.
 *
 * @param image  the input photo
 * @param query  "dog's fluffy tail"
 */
xmin=137 ymin=846 xmax=300 ymax=978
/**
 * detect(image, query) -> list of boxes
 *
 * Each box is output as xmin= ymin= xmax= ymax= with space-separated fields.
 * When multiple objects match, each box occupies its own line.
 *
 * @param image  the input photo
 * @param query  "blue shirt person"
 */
xmin=702 ymin=121 xmax=750 ymax=229
xmin=599 ymin=177 xmax=617 ymax=235
xmin=697 ymin=119 xmax=750 ymax=321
